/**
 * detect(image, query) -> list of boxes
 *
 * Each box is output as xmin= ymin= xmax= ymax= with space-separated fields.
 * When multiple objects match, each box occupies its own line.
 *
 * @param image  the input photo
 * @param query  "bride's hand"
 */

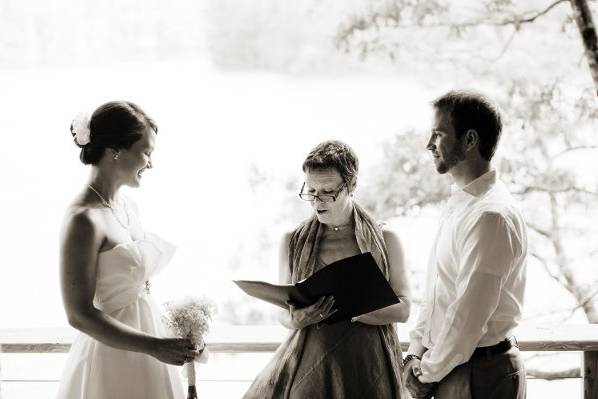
xmin=149 ymin=338 xmax=199 ymax=365
xmin=288 ymin=296 xmax=337 ymax=329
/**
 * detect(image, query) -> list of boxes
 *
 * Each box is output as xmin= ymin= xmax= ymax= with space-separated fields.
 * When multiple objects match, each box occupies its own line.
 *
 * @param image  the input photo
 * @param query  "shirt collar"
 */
xmin=450 ymin=169 xmax=497 ymax=197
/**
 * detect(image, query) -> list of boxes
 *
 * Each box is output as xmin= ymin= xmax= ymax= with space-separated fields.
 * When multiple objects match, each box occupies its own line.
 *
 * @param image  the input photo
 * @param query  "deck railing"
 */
xmin=1 ymin=324 xmax=598 ymax=398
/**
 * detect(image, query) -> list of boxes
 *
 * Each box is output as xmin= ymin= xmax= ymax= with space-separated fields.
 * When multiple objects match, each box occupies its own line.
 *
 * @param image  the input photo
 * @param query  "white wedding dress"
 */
xmin=57 ymin=233 xmax=185 ymax=399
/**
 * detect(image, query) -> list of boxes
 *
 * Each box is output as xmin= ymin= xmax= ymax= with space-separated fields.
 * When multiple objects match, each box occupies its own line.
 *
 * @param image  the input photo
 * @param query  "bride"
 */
xmin=57 ymin=101 xmax=197 ymax=399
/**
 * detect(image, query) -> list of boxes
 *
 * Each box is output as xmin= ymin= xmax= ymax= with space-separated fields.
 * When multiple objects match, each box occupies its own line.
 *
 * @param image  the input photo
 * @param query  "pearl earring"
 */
xmin=114 ymin=153 xmax=120 ymax=160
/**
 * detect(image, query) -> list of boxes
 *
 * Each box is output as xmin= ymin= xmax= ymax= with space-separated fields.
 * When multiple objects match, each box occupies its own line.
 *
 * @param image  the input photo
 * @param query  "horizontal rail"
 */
xmin=1 ymin=379 xmax=256 ymax=383
xmin=2 ymin=324 xmax=598 ymax=353
xmin=3 ymin=324 xmax=597 ymax=398
xmin=0 ymin=342 xmax=282 ymax=354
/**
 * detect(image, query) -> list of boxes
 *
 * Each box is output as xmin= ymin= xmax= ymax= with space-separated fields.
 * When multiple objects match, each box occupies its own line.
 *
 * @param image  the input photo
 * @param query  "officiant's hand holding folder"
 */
xmin=234 ymin=252 xmax=399 ymax=324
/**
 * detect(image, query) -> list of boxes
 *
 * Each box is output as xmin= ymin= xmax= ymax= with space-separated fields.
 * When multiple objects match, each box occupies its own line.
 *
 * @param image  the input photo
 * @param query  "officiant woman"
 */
xmin=243 ymin=140 xmax=411 ymax=399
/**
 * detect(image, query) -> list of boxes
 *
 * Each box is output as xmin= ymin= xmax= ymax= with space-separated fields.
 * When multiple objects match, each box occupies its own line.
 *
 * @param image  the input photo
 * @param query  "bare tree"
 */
xmin=501 ymin=82 xmax=598 ymax=322
xmin=570 ymin=0 xmax=598 ymax=94
xmin=336 ymin=0 xmax=598 ymax=95
xmin=334 ymin=7 xmax=598 ymax=382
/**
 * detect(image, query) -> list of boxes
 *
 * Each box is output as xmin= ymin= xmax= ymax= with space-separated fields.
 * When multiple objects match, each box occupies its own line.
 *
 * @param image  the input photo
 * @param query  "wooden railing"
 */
xmin=1 ymin=324 xmax=598 ymax=398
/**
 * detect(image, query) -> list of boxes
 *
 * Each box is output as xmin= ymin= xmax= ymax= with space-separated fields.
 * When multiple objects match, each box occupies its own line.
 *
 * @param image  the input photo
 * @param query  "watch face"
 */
xmin=403 ymin=354 xmax=419 ymax=367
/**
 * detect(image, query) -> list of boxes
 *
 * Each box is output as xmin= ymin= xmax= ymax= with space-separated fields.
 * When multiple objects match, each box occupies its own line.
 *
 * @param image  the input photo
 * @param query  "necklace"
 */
xmin=327 ymin=223 xmax=353 ymax=232
xmin=87 ymin=184 xmax=130 ymax=230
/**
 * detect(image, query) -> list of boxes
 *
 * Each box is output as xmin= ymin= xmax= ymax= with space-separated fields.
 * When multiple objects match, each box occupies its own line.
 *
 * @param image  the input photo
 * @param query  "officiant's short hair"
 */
xmin=432 ymin=90 xmax=502 ymax=161
xmin=302 ymin=140 xmax=359 ymax=192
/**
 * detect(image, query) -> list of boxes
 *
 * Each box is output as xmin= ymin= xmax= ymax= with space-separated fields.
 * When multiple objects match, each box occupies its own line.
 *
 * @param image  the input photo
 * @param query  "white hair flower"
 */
xmin=72 ymin=112 xmax=91 ymax=146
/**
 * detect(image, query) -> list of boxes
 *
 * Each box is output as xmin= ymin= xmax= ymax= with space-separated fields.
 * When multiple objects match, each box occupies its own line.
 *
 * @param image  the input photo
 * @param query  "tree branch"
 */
xmin=337 ymin=0 xmax=570 ymax=43
xmin=527 ymin=223 xmax=552 ymax=240
xmin=553 ymin=145 xmax=598 ymax=159
xmin=530 ymin=252 xmax=567 ymax=286
xmin=548 ymin=192 xmax=598 ymax=322
xmin=524 ymin=305 xmax=585 ymax=321
xmin=567 ymin=286 xmax=598 ymax=317
xmin=505 ymin=0 xmax=570 ymax=27
xmin=489 ymin=28 xmax=518 ymax=61
xmin=514 ymin=185 xmax=598 ymax=196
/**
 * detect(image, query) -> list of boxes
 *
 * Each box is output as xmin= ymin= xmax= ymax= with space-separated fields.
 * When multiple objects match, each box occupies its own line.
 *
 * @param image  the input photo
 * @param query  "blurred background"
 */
xmin=0 ymin=0 xmax=596 ymax=397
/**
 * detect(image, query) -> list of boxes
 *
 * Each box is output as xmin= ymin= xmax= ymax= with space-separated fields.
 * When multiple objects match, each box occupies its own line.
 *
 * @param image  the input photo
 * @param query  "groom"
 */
xmin=402 ymin=90 xmax=528 ymax=398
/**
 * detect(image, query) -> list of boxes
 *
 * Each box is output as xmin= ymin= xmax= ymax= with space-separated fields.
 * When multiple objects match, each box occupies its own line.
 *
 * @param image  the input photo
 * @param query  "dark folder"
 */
xmin=234 ymin=252 xmax=399 ymax=324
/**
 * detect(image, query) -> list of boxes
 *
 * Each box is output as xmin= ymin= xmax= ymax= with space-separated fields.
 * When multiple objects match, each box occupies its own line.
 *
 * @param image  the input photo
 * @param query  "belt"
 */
xmin=470 ymin=336 xmax=517 ymax=360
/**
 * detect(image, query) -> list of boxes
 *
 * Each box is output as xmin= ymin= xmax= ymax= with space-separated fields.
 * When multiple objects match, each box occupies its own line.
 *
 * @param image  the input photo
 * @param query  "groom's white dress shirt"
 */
xmin=411 ymin=170 xmax=527 ymax=383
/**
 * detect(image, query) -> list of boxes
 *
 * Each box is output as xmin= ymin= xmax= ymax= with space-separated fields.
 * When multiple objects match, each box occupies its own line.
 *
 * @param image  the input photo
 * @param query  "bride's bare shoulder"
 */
xmin=61 ymin=196 xmax=105 ymax=241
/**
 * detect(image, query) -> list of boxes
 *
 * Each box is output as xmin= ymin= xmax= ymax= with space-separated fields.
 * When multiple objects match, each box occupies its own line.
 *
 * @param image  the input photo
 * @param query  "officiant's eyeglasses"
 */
xmin=298 ymin=182 xmax=346 ymax=203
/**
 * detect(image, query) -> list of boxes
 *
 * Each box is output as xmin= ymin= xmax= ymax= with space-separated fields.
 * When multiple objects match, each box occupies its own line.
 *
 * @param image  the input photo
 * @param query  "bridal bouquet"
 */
xmin=163 ymin=296 xmax=216 ymax=399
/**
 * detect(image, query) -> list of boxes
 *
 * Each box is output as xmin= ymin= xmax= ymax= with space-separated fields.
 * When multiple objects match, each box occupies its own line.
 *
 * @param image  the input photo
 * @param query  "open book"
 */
xmin=233 ymin=252 xmax=399 ymax=324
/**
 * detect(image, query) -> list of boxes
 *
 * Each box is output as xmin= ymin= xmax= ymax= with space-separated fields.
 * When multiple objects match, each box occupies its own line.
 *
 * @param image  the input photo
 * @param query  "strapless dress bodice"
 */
xmin=93 ymin=232 xmax=176 ymax=314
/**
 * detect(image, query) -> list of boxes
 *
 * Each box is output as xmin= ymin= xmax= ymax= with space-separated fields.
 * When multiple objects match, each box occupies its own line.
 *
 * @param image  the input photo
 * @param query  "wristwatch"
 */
xmin=402 ymin=354 xmax=421 ymax=368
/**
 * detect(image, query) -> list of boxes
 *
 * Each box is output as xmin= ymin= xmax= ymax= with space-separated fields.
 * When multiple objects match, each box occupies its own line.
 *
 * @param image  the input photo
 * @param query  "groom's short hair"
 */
xmin=432 ymin=90 xmax=502 ymax=161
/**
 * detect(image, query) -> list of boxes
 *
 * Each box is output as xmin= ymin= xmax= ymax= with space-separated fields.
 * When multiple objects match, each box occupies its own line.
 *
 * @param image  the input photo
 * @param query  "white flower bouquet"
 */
xmin=163 ymin=296 xmax=216 ymax=399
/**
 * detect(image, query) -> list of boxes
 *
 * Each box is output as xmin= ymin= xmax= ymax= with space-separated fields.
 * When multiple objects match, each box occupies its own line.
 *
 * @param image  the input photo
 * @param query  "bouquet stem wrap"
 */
xmin=187 ymin=361 xmax=196 ymax=386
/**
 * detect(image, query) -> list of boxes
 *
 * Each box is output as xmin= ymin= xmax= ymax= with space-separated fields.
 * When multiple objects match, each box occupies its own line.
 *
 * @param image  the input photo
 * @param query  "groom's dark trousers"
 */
xmin=432 ymin=339 xmax=526 ymax=399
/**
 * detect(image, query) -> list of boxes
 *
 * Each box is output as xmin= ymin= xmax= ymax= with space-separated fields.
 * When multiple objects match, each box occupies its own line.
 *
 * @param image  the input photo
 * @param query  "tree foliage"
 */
xmin=360 ymin=131 xmax=450 ymax=218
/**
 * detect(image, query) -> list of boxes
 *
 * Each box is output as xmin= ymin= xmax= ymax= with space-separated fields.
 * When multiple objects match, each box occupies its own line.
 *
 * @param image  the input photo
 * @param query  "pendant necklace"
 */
xmin=327 ymin=223 xmax=353 ymax=232
xmin=88 ymin=184 xmax=130 ymax=230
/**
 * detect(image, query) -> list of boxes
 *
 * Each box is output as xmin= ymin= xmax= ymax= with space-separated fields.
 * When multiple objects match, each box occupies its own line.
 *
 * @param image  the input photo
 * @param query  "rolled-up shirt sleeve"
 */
xmin=409 ymin=242 xmax=439 ymax=356
xmin=419 ymin=212 xmax=520 ymax=383
xmin=408 ymin=299 xmax=429 ymax=356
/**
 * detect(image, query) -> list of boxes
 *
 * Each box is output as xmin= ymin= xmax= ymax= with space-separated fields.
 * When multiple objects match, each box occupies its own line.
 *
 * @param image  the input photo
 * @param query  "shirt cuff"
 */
xmin=419 ymin=353 xmax=465 ymax=383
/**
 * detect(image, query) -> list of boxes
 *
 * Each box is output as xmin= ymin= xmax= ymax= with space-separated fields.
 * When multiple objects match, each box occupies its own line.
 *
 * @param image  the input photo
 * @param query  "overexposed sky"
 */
xmin=0 ymin=0 xmax=595 ymax=329
xmin=0 ymin=60 xmax=437 ymax=327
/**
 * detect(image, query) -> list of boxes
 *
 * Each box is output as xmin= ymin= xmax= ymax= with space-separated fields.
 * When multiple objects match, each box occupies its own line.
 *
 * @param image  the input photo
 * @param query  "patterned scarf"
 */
xmin=244 ymin=203 xmax=406 ymax=398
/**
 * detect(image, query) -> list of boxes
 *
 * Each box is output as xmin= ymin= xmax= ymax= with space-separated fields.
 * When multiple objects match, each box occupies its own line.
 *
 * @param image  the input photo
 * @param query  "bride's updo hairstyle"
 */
xmin=71 ymin=101 xmax=157 ymax=165
xmin=302 ymin=140 xmax=359 ymax=193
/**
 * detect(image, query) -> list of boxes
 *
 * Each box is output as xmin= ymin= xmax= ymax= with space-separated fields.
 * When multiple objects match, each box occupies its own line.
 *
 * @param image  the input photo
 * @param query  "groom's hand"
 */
xmin=403 ymin=358 xmax=436 ymax=399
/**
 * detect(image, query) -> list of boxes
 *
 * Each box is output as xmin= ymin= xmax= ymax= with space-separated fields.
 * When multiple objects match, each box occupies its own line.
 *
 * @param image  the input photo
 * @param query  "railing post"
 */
xmin=0 ymin=343 xmax=3 ymax=399
xmin=583 ymin=351 xmax=598 ymax=399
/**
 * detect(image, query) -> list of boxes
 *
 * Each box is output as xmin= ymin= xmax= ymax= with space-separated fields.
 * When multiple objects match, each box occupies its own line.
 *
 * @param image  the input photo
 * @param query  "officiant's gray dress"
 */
xmin=283 ymin=289 xmax=396 ymax=397
xmin=244 ymin=206 xmax=408 ymax=398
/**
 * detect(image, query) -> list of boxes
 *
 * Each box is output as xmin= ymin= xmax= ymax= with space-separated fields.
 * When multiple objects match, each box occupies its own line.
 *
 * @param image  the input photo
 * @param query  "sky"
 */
xmin=0 ymin=59 xmax=437 ymax=328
